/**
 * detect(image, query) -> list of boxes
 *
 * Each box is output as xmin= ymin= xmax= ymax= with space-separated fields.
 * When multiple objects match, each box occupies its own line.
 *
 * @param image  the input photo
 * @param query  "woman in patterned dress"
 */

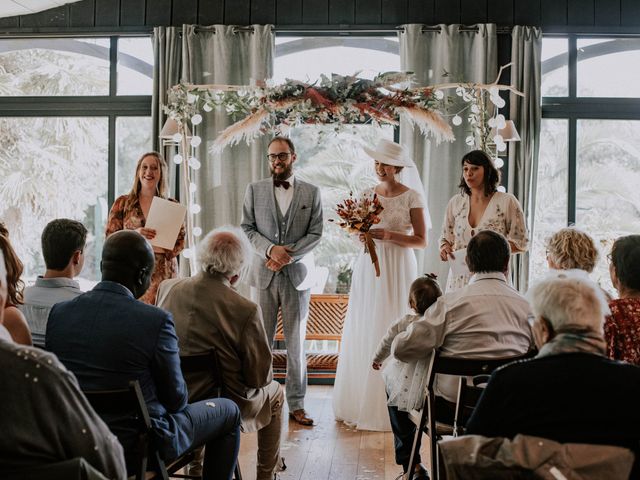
xmin=106 ymin=152 xmax=185 ymax=305
xmin=439 ymin=150 xmax=528 ymax=292
xmin=605 ymin=234 xmax=640 ymax=365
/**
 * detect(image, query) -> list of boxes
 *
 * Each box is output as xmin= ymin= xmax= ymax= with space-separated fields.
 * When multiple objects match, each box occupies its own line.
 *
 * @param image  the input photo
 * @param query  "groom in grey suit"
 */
xmin=241 ymin=136 xmax=323 ymax=426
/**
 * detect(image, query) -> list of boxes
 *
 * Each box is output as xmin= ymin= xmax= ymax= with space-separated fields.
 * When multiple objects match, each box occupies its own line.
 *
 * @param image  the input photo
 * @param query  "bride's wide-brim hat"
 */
xmin=363 ymin=139 xmax=414 ymax=168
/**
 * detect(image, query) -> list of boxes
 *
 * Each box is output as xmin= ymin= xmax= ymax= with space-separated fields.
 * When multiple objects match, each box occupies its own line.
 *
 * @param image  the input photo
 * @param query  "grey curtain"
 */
xmin=400 ymin=24 xmax=498 ymax=284
xmin=151 ymin=26 xmax=182 ymax=151
xmin=508 ymin=26 xmax=542 ymax=291
xmin=181 ymin=25 xmax=274 ymax=241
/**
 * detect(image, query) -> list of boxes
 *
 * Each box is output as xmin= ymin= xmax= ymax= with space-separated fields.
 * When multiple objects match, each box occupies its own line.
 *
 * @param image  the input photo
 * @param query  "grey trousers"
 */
xmin=258 ymin=272 xmax=310 ymax=411
xmin=256 ymin=381 xmax=284 ymax=480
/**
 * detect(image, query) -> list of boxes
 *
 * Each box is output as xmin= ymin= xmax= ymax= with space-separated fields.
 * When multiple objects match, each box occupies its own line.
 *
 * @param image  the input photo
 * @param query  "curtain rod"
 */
xmin=192 ymin=25 xmax=513 ymax=35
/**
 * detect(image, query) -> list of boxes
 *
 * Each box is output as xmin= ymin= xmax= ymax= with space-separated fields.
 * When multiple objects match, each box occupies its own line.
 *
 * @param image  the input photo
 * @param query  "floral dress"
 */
xmin=439 ymin=191 xmax=529 ymax=292
xmin=106 ymin=195 xmax=185 ymax=305
xmin=605 ymin=298 xmax=640 ymax=365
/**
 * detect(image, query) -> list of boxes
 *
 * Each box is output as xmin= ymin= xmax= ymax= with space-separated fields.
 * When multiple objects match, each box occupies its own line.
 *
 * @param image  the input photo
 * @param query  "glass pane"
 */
xmin=577 ymin=38 xmax=640 ymax=97
xmin=542 ymin=37 xmax=568 ymax=97
xmin=116 ymin=117 xmax=153 ymax=197
xmin=0 ymin=38 xmax=109 ymax=96
xmin=274 ymin=37 xmax=400 ymax=83
xmin=117 ymin=37 xmax=153 ymax=95
xmin=529 ymin=119 xmax=568 ymax=282
xmin=0 ymin=117 xmax=108 ymax=288
xmin=576 ymin=120 xmax=640 ymax=293
xmin=290 ymin=124 xmax=395 ymax=294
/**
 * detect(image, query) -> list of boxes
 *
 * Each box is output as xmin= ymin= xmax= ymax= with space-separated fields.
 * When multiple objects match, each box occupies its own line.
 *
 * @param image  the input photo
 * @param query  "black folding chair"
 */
xmin=180 ymin=350 xmax=243 ymax=480
xmin=83 ymin=380 xmax=194 ymax=480
xmin=407 ymin=350 xmax=533 ymax=480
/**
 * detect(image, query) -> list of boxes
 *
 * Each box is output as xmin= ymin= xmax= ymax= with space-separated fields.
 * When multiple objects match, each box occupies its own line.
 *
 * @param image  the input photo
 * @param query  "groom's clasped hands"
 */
xmin=266 ymin=245 xmax=293 ymax=272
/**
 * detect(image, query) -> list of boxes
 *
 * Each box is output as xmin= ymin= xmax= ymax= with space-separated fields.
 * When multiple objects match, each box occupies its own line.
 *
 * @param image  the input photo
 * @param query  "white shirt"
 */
xmin=391 ymin=272 xmax=533 ymax=402
xmin=274 ymin=174 xmax=295 ymax=216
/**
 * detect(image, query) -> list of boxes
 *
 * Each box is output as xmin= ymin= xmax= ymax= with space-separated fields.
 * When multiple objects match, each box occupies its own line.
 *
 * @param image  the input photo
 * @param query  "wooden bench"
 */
xmin=273 ymin=294 xmax=348 ymax=381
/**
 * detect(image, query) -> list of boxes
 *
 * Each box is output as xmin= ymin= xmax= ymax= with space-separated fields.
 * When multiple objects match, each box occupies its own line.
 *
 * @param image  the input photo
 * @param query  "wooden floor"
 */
xmin=237 ymin=385 xmax=430 ymax=480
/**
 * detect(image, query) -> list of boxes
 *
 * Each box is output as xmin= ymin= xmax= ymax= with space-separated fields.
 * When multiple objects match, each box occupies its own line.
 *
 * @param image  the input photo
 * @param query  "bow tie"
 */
xmin=273 ymin=179 xmax=291 ymax=189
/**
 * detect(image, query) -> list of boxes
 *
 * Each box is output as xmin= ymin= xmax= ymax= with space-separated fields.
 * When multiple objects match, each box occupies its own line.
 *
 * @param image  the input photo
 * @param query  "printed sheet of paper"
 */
xmin=448 ymin=248 xmax=470 ymax=277
xmin=145 ymin=197 xmax=187 ymax=250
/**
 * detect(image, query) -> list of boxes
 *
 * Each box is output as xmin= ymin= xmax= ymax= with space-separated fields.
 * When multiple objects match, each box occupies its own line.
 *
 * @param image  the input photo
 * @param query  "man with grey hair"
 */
xmin=467 ymin=271 xmax=640 ymax=475
xmin=157 ymin=226 xmax=284 ymax=480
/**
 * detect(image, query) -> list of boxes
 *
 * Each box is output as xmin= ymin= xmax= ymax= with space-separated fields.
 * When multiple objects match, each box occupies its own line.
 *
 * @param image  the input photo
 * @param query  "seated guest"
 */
xmin=0 ymin=222 xmax=31 ymax=345
xmin=0 ymin=250 xmax=126 ymax=479
xmin=46 ymin=230 xmax=241 ymax=480
xmin=157 ymin=226 xmax=284 ymax=480
xmin=21 ymin=219 xmax=86 ymax=346
xmin=390 ymin=230 xmax=533 ymax=479
xmin=605 ymin=234 xmax=640 ymax=365
xmin=545 ymin=227 xmax=599 ymax=274
xmin=466 ymin=272 xmax=640 ymax=474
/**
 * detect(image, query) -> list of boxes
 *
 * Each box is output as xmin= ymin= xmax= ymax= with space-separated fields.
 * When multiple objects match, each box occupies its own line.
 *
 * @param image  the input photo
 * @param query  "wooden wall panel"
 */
xmin=20 ymin=5 xmax=68 ymax=27
xmin=434 ymin=0 xmax=460 ymax=24
xmin=487 ymin=0 xmax=513 ymax=25
xmin=461 ymin=0 xmax=487 ymax=24
xmin=514 ymin=1 xmax=541 ymax=25
xmin=225 ymin=0 xmax=251 ymax=24
xmin=355 ymin=0 xmax=381 ymax=24
xmin=251 ymin=0 xmax=277 ymax=24
xmin=171 ymin=0 xmax=198 ymax=25
xmin=0 ymin=16 xmax=20 ymax=28
xmin=94 ymin=0 xmax=119 ymax=26
xmin=276 ymin=0 xmax=303 ymax=24
xmin=568 ymin=0 xmax=594 ymax=25
xmin=407 ymin=0 xmax=436 ymax=24
xmin=382 ymin=0 xmax=407 ymax=24
xmin=146 ymin=0 xmax=172 ymax=26
xmin=120 ymin=0 xmax=146 ymax=26
xmin=541 ymin=0 xmax=567 ymax=26
xmin=69 ymin=0 xmax=95 ymax=27
xmin=621 ymin=0 xmax=640 ymax=25
xmin=594 ymin=0 xmax=620 ymax=25
xmin=329 ymin=0 xmax=355 ymax=24
xmin=302 ymin=0 xmax=329 ymax=23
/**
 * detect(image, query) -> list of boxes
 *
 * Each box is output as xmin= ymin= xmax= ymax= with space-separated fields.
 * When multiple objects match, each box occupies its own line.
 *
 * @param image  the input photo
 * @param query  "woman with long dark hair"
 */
xmin=439 ymin=150 xmax=528 ymax=291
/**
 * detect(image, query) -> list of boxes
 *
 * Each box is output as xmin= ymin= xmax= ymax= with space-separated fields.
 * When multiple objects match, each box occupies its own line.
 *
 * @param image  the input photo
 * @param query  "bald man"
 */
xmin=47 ymin=230 xmax=241 ymax=480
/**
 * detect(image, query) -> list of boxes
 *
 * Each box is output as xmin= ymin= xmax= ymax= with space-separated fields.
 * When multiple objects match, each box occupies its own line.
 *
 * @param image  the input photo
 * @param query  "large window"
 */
xmin=534 ymin=36 xmax=640 ymax=291
xmin=275 ymin=36 xmax=400 ymax=295
xmin=0 ymin=36 xmax=153 ymax=287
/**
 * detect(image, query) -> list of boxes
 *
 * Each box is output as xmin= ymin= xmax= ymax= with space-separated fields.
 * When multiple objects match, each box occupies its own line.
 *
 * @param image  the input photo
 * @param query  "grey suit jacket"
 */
xmin=157 ymin=272 xmax=274 ymax=432
xmin=241 ymin=177 xmax=323 ymax=290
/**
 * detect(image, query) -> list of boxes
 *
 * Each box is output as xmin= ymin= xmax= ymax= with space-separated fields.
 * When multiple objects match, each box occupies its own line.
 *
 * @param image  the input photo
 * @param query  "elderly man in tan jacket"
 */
xmin=157 ymin=226 xmax=283 ymax=480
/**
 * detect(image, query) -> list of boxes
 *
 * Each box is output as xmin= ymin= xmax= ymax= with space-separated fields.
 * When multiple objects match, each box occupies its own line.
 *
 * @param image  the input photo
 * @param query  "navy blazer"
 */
xmin=46 ymin=281 xmax=189 ymax=456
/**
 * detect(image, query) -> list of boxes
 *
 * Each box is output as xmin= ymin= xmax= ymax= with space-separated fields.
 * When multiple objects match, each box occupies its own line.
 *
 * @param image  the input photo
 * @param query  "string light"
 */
xmin=173 ymin=154 xmax=183 ymax=165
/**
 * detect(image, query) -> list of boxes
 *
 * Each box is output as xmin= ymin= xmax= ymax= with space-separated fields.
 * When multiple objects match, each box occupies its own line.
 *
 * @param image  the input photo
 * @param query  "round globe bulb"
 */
xmin=191 ymin=114 xmax=203 ymax=125
xmin=190 ymin=135 xmax=202 ymax=147
xmin=452 ymin=115 xmax=462 ymax=126
xmin=497 ymin=186 xmax=506 ymax=193
xmin=193 ymin=227 xmax=203 ymax=237
xmin=494 ymin=157 xmax=504 ymax=168
xmin=173 ymin=154 xmax=183 ymax=165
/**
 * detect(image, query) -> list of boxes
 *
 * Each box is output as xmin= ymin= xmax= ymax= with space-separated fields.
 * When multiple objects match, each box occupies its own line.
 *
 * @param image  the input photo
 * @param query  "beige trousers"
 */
xmin=256 ymin=381 xmax=284 ymax=480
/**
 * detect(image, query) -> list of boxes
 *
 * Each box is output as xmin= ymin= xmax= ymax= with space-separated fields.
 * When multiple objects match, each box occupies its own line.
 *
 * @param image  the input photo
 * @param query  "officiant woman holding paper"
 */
xmin=439 ymin=150 xmax=528 ymax=292
xmin=106 ymin=152 xmax=185 ymax=304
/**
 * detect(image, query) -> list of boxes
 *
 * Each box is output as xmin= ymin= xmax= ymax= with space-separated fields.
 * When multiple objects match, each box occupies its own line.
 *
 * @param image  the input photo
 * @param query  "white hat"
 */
xmin=363 ymin=139 xmax=414 ymax=168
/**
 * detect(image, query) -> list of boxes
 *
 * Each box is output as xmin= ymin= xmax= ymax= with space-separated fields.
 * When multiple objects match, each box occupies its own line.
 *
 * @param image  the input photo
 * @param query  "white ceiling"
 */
xmin=0 ymin=0 xmax=83 ymax=18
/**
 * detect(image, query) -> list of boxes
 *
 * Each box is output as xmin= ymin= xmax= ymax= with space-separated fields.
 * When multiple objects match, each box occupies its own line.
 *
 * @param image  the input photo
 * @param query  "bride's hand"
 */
xmin=440 ymin=242 xmax=454 ymax=261
xmin=369 ymin=228 xmax=392 ymax=241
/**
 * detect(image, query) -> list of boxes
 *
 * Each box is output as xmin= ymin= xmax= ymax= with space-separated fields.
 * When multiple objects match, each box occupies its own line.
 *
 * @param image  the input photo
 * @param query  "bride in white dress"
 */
xmin=332 ymin=139 xmax=429 ymax=431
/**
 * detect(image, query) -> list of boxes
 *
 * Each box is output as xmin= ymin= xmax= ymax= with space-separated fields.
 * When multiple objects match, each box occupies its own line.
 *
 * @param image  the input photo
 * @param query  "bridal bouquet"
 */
xmin=331 ymin=191 xmax=384 ymax=277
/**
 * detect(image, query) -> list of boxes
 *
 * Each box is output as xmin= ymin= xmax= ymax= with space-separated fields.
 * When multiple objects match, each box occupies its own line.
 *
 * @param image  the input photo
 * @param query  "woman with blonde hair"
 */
xmin=0 ymin=222 xmax=32 ymax=345
xmin=106 ymin=152 xmax=185 ymax=304
xmin=545 ymin=227 xmax=599 ymax=273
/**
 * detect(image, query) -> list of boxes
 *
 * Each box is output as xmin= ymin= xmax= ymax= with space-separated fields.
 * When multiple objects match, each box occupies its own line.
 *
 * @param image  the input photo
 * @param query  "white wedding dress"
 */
xmin=332 ymin=187 xmax=424 ymax=431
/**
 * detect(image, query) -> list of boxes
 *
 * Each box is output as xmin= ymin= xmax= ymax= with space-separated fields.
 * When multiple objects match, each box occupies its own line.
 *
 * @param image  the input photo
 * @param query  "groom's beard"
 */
xmin=270 ymin=163 xmax=293 ymax=181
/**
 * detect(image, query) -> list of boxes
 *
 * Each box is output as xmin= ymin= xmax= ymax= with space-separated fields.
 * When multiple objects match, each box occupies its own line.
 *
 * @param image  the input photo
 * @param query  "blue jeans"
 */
xmin=164 ymin=398 xmax=241 ymax=480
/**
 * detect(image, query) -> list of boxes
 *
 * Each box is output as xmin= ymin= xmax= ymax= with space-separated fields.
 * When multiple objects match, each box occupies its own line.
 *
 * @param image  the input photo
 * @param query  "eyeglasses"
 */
xmin=266 ymin=152 xmax=292 ymax=162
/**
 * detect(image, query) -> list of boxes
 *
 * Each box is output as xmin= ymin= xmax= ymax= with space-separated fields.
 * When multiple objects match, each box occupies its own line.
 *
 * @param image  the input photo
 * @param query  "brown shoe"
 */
xmin=289 ymin=408 xmax=314 ymax=426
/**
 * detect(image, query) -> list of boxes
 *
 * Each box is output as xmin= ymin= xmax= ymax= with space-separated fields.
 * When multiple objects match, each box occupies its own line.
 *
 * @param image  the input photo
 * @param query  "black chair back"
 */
xmin=180 ymin=349 xmax=224 ymax=398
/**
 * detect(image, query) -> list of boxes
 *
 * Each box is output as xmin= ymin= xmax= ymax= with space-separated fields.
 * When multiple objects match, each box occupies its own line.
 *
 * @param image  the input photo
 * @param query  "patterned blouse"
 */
xmin=605 ymin=298 xmax=640 ymax=366
xmin=106 ymin=195 xmax=185 ymax=305
xmin=439 ymin=191 xmax=529 ymax=292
